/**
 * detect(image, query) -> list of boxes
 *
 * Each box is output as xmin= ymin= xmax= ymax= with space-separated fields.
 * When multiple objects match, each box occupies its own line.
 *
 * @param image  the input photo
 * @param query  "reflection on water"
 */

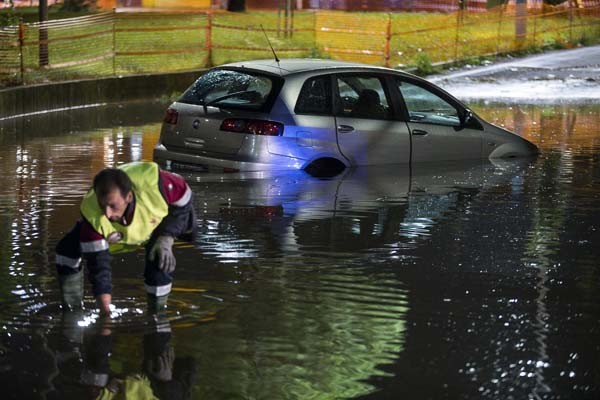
xmin=0 ymin=102 xmax=599 ymax=399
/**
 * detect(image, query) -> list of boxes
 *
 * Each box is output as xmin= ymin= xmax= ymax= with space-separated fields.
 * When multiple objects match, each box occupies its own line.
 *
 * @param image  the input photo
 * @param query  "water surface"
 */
xmin=0 ymin=101 xmax=598 ymax=399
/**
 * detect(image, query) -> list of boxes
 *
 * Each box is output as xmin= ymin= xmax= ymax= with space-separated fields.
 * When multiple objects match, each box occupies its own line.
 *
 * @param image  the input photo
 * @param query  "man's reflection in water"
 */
xmin=80 ymin=314 xmax=197 ymax=400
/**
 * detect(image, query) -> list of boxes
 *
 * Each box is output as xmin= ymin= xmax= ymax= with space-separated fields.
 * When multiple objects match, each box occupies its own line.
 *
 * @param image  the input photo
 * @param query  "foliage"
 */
xmin=310 ymin=47 xmax=331 ymax=59
xmin=0 ymin=1 xmax=18 ymax=28
xmin=414 ymin=52 xmax=438 ymax=76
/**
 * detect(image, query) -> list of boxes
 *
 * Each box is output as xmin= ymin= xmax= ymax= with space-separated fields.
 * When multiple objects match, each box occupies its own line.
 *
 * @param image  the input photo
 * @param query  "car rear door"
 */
xmin=333 ymin=74 xmax=411 ymax=166
xmin=393 ymin=78 xmax=483 ymax=162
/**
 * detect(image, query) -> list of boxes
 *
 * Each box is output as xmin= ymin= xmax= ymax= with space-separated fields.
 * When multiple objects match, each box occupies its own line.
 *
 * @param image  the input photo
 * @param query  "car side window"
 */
xmin=295 ymin=76 xmax=332 ymax=115
xmin=396 ymin=79 xmax=460 ymax=127
xmin=336 ymin=76 xmax=390 ymax=119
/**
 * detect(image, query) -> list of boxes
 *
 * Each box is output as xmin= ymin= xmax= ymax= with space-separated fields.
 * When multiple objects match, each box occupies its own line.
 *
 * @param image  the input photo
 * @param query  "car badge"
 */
xmin=107 ymin=232 xmax=123 ymax=243
xmin=193 ymin=119 xmax=200 ymax=129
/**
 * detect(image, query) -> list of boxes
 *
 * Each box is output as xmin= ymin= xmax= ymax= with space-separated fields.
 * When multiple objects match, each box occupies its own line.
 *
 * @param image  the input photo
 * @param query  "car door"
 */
xmin=334 ymin=74 xmax=411 ymax=166
xmin=394 ymin=78 xmax=483 ymax=163
xmin=270 ymin=74 xmax=338 ymax=161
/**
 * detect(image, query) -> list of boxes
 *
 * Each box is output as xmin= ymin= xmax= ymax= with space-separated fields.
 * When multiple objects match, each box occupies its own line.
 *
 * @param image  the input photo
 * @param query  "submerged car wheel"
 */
xmin=304 ymin=158 xmax=346 ymax=178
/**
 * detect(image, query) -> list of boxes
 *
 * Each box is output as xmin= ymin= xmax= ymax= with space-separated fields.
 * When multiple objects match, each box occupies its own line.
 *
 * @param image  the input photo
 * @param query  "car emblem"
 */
xmin=193 ymin=119 xmax=200 ymax=129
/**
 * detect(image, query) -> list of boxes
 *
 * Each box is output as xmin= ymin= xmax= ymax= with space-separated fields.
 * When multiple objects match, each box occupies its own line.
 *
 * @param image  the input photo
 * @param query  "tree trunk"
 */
xmin=227 ymin=0 xmax=246 ymax=12
xmin=39 ymin=0 xmax=49 ymax=67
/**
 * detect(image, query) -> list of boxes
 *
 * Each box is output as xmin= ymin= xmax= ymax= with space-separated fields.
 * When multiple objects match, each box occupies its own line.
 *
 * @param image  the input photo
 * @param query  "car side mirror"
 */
xmin=456 ymin=109 xmax=480 ymax=131
xmin=461 ymin=109 xmax=473 ymax=125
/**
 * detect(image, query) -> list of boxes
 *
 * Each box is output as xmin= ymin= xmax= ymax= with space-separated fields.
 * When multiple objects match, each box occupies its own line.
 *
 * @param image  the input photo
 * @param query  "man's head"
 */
xmin=93 ymin=168 xmax=133 ymax=222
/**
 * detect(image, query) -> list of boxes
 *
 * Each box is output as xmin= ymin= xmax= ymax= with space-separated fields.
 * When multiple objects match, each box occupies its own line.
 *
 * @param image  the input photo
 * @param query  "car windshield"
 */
xmin=179 ymin=69 xmax=275 ymax=110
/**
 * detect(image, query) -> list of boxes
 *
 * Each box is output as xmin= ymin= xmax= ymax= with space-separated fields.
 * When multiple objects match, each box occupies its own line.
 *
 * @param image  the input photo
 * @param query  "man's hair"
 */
xmin=93 ymin=168 xmax=133 ymax=199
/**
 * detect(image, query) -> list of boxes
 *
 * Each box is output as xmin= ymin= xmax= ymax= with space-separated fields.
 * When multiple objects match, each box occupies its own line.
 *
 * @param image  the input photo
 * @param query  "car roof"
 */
xmin=218 ymin=58 xmax=405 ymax=77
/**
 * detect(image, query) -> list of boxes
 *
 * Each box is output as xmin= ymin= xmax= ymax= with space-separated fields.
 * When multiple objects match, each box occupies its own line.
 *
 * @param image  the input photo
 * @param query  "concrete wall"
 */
xmin=0 ymin=70 xmax=206 ymax=120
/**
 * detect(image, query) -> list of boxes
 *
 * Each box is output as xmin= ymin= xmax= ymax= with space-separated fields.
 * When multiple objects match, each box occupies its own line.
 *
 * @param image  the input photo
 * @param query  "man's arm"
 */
xmin=80 ymin=220 xmax=113 ymax=316
xmin=155 ymin=170 xmax=196 ymax=239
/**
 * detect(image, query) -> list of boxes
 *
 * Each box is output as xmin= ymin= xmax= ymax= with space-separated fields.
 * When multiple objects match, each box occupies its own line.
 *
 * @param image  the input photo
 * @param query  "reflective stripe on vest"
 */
xmin=80 ymin=162 xmax=169 ymax=254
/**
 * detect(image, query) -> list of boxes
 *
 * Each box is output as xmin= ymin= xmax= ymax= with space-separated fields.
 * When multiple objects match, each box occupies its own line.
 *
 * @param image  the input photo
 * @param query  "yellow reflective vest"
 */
xmin=80 ymin=162 xmax=169 ymax=253
xmin=96 ymin=374 xmax=158 ymax=400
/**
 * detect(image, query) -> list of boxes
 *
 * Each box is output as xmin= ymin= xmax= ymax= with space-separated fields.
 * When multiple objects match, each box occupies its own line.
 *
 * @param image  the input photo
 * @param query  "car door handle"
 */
xmin=337 ymin=125 xmax=355 ymax=133
xmin=412 ymin=129 xmax=429 ymax=136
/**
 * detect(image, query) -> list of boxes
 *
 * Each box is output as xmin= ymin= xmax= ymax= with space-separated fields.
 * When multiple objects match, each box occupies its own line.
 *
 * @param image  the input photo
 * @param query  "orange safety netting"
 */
xmin=1 ymin=6 xmax=599 ymax=87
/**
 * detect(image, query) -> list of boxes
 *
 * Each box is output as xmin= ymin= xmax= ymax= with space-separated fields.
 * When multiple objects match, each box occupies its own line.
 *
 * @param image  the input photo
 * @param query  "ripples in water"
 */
xmin=0 ymin=102 xmax=599 ymax=399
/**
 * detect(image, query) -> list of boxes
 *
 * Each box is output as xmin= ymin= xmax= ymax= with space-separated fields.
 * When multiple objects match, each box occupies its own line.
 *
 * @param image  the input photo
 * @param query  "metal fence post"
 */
xmin=18 ymin=19 xmax=25 ymax=85
xmin=496 ymin=5 xmax=504 ymax=56
xmin=206 ymin=11 xmax=212 ymax=67
xmin=454 ymin=8 xmax=461 ymax=63
xmin=112 ymin=8 xmax=116 ymax=77
xmin=569 ymin=1 xmax=573 ymax=44
xmin=532 ymin=9 xmax=538 ymax=49
xmin=384 ymin=13 xmax=391 ymax=68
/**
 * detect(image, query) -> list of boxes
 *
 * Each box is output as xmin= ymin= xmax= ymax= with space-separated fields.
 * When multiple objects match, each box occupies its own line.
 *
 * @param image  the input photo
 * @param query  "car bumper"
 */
xmin=153 ymin=143 xmax=306 ymax=172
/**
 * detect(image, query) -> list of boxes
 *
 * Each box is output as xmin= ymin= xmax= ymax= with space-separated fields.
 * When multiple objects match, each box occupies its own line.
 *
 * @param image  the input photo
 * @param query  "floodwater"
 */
xmin=0 ymin=100 xmax=599 ymax=399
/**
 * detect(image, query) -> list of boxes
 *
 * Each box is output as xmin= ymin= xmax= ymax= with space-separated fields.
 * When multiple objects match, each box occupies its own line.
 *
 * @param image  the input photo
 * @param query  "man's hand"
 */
xmin=97 ymin=294 xmax=112 ymax=317
xmin=149 ymin=236 xmax=176 ymax=273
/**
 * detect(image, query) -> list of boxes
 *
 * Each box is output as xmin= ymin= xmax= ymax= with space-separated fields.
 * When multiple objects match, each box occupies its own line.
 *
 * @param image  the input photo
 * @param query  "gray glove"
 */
xmin=144 ymin=345 xmax=174 ymax=382
xmin=149 ymin=236 xmax=175 ymax=273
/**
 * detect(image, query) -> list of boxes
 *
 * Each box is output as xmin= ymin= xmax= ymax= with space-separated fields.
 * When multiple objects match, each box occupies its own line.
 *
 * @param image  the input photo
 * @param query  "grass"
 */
xmin=0 ymin=5 xmax=94 ymax=24
xmin=1 ymin=7 xmax=599 ymax=86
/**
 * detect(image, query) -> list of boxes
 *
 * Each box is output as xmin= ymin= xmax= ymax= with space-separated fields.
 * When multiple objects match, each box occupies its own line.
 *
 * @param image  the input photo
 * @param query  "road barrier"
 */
xmin=1 ymin=5 xmax=599 ymax=87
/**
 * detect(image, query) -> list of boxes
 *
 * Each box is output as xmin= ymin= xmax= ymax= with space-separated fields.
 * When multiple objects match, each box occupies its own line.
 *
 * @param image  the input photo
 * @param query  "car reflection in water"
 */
xmin=170 ymin=158 xmax=536 ymax=398
xmin=183 ymin=157 xmax=533 ymax=265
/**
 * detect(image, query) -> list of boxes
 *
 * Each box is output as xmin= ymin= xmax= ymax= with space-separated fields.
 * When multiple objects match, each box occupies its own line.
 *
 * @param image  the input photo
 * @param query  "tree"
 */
xmin=60 ymin=0 xmax=97 ymax=12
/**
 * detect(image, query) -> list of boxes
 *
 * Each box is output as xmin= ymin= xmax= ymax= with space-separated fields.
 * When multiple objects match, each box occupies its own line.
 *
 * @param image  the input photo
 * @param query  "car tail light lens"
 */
xmin=164 ymin=108 xmax=178 ymax=125
xmin=220 ymin=118 xmax=283 ymax=136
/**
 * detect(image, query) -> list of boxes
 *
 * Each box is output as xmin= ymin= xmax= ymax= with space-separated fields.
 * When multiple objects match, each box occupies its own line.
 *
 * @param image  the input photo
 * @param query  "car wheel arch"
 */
xmin=303 ymin=157 xmax=348 ymax=177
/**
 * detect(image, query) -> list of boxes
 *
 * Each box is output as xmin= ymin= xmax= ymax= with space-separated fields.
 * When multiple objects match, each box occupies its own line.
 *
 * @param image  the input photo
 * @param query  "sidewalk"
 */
xmin=430 ymin=45 xmax=600 ymax=103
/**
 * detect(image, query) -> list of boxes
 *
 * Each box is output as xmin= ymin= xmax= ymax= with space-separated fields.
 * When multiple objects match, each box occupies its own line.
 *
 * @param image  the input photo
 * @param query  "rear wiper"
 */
xmin=203 ymin=90 xmax=260 ymax=108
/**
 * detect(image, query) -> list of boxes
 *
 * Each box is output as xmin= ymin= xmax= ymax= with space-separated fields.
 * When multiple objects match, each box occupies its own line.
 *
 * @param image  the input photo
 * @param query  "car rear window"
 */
xmin=179 ymin=69 xmax=280 ymax=111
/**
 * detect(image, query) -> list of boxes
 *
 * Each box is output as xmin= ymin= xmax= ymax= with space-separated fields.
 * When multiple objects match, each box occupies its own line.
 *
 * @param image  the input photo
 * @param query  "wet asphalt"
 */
xmin=430 ymin=44 xmax=600 ymax=102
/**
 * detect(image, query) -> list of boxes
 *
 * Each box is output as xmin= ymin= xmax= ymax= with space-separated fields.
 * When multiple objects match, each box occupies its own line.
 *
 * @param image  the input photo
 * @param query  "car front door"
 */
xmin=394 ymin=78 xmax=483 ymax=163
xmin=334 ymin=74 xmax=411 ymax=166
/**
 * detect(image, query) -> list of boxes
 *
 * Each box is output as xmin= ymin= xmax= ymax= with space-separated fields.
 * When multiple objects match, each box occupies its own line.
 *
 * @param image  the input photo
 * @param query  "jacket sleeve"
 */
xmin=80 ymin=219 xmax=113 ymax=296
xmin=155 ymin=170 xmax=197 ymax=240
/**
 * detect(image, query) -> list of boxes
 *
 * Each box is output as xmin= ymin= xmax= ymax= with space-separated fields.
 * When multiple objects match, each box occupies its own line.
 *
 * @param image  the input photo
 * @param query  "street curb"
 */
xmin=0 ymin=69 xmax=207 ymax=120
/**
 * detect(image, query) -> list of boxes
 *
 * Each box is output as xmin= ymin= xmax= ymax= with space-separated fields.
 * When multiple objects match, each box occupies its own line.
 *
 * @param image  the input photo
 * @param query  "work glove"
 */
xmin=149 ymin=236 xmax=175 ymax=274
xmin=144 ymin=344 xmax=175 ymax=382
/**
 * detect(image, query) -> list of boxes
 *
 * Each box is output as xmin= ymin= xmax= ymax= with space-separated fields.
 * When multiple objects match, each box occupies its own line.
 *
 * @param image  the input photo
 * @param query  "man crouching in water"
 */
xmin=55 ymin=161 xmax=196 ymax=315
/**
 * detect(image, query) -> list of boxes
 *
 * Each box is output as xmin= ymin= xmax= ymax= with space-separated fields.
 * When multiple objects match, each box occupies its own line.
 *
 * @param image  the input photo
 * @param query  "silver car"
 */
xmin=153 ymin=59 xmax=538 ymax=174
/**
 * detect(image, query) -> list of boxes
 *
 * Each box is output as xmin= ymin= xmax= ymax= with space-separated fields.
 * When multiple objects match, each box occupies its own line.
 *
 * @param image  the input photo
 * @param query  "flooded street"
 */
xmin=0 ymin=98 xmax=599 ymax=399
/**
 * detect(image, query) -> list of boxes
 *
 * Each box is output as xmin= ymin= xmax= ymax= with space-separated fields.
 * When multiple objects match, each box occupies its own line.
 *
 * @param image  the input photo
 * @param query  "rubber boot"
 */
xmin=59 ymin=271 xmax=84 ymax=311
xmin=147 ymin=294 xmax=168 ymax=313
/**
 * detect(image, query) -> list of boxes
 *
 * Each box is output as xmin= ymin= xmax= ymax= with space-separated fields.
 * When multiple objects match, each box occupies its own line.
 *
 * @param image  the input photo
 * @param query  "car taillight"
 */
xmin=164 ymin=108 xmax=178 ymax=125
xmin=220 ymin=118 xmax=283 ymax=136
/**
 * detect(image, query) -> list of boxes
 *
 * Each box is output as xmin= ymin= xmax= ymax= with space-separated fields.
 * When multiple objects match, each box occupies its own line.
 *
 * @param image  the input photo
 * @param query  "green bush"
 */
xmin=0 ymin=1 xmax=18 ymax=27
xmin=414 ymin=52 xmax=437 ymax=76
